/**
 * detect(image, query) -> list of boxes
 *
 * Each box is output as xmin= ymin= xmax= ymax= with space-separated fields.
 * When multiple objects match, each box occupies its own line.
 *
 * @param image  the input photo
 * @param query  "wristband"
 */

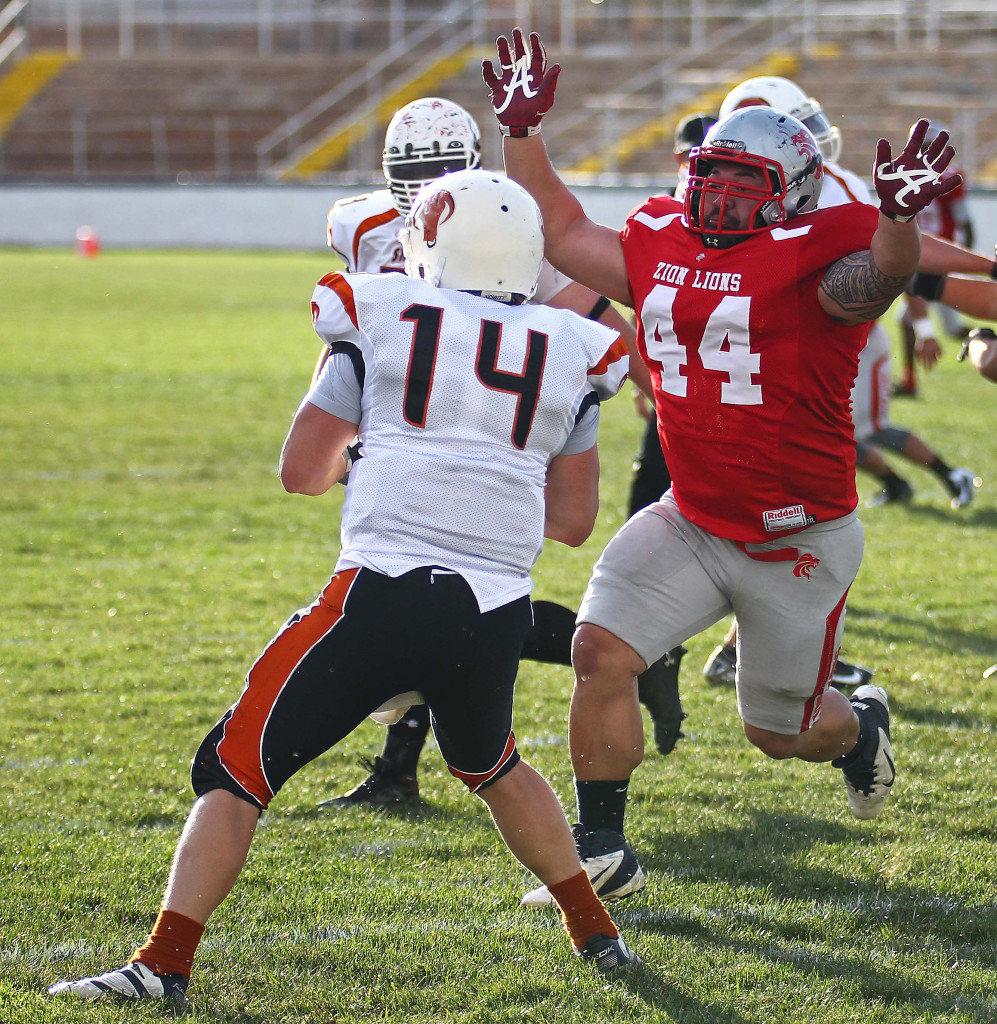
xmin=912 ymin=317 xmax=935 ymax=342
xmin=881 ymin=208 xmax=916 ymax=224
xmin=499 ymin=124 xmax=542 ymax=139
xmin=587 ymin=295 xmax=611 ymax=321
xmin=908 ymin=272 xmax=945 ymax=301
xmin=337 ymin=439 xmax=363 ymax=485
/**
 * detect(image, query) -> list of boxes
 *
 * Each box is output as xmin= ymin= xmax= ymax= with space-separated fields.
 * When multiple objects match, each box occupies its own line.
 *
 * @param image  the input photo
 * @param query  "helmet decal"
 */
xmin=401 ymin=169 xmax=543 ymax=301
xmin=416 ymin=190 xmax=456 ymax=247
xmin=791 ymin=128 xmax=820 ymax=163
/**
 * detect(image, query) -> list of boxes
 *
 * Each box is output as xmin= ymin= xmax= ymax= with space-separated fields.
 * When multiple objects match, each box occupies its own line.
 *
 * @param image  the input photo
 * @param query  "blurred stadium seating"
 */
xmin=2 ymin=0 xmax=997 ymax=186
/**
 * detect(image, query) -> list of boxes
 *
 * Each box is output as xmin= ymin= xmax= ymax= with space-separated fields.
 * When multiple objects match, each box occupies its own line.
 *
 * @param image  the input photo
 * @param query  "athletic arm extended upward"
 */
xmin=502 ymin=134 xmax=632 ymax=308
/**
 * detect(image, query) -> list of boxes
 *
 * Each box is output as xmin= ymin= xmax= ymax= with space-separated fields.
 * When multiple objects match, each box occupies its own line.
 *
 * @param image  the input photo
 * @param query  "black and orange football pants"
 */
xmin=191 ymin=566 xmax=532 ymax=808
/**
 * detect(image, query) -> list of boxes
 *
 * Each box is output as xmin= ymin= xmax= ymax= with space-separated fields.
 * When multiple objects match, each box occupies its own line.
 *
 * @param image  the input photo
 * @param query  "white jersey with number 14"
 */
xmin=308 ymin=270 xmax=629 ymax=609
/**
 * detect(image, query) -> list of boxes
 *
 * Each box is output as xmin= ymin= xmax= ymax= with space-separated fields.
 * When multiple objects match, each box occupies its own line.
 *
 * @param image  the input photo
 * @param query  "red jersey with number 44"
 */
xmin=622 ymin=194 xmax=880 ymax=543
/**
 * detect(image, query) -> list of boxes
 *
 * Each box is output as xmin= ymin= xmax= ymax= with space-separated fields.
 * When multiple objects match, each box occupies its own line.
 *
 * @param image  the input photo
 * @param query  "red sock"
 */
xmin=131 ymin=909 xmax=204 ymax=979
xmin=547 ymin=870 xmax=618 ymax=950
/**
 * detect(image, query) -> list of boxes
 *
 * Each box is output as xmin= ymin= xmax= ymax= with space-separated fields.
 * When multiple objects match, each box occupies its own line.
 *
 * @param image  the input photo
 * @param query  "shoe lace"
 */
xmin=355 ymin=756 xmax=382 ymax=778
xmin=844 ymin=759 xmax=878 ymax=796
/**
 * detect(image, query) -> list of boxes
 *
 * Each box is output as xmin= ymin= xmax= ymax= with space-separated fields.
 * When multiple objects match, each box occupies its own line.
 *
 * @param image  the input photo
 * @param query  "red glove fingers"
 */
xmin=875 ymin=118 xmax=963 ymax=222
xmin=482 ymin=27 xmax=561 ymax=138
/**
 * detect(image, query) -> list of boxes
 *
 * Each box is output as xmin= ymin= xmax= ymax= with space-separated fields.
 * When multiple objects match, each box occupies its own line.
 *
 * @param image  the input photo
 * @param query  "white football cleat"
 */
xmin=48 ymin=961 xmax=188 ymax=1006
xmin=521 ymin=825 xmax=646 ymax=908
xmin=833 ymin=684 xmax=895 ymax=820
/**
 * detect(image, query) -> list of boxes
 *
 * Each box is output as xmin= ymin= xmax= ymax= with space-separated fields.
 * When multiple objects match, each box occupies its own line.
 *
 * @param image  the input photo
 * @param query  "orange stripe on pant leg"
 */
xmin=217 ymin=568 xmax=359 ymax=805
xmin=448 ymin=732 xmax=518 ymax=793
xmin=801 ymin=587 xmax=850 ymax=732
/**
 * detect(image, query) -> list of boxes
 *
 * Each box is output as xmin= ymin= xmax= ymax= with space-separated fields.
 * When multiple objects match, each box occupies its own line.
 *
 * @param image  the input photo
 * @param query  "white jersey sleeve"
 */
xmin=306 ymin=350 xmax=363 ymax=424
xmin=528 ymin=261 xmax=628 ymax=400
xmin=531 ymin=260 xmax=573 ymax=305
xmin=820 ymin=162 xmax=873 ymax=209
xmin=558 ymin=396 xmax=601 ymax=455
xmin=307 ymin=272 xmax=623 ymax=610
xmin=326 ymin=189 xmax=405 ymax=274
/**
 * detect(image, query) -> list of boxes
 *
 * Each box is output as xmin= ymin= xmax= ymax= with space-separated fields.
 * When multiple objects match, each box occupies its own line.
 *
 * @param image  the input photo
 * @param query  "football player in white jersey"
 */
xmin=702 ymin=76 xmax=981 ymax=690
xmin=322 ymin=98 xmax=683 ymax=813
xmin=47 ymin=171 xmax=641 ymax=1006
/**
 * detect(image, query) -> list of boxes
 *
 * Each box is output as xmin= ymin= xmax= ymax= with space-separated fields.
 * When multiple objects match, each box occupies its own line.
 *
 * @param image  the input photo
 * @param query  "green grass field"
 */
xmin=1 ymin=248 xmax=995 ymax=1024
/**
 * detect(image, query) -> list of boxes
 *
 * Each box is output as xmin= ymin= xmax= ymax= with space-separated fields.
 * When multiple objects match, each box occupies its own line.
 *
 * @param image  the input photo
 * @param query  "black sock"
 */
xmin=382 ymin=704 xmax=431 ymax=775
xmin=575 ymin=779 xmax=630 ymax=835
xmin=882 ymin=470 xmax=909 ymax=499
xmin=929 ymin=456 xmax=956 ymax=493
xmin=834 ymin=702 xmax=871 ymax=765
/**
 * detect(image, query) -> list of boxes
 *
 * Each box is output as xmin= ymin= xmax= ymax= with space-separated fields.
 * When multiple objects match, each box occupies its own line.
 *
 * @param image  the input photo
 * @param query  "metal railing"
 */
xmin=542 ymin=1 xmax=804 ymax=175
xmin=9 ymin=1 xmax=997 ymax=183
xmin=20 ymin=0 xmax=997 ymax=56
xmin=255 ymin=0 xmax=487 ymax=175
xmin=0 ymin=0 xmax=30 ymax=68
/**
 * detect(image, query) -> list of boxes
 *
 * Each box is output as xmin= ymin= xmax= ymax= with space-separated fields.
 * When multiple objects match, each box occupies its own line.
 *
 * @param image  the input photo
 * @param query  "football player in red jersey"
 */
xmin=484 ymin=28 xmax=962 ymax=908
xmin=701 ymin=77 xmax=983 ymax=690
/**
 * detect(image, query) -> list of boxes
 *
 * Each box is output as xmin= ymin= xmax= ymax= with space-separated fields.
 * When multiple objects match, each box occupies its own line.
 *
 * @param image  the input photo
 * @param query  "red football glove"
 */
xmin=874 ymin=118 xmax=963 ymax=222
xmin=481 ymin=27 xmax=560 ymax=138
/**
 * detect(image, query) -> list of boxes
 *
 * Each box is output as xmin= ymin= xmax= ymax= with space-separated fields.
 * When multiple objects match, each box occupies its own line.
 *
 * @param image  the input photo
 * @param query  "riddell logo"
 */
xmin=794 ymin=553 xmax=820 ymax=578
xmin=763 ymin=504 xmax=814 ymax=531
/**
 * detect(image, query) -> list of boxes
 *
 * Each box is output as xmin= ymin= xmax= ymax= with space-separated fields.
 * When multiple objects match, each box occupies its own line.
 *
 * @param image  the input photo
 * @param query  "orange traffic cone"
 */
xmin=75 ymin=225 xmax=100 ymax=257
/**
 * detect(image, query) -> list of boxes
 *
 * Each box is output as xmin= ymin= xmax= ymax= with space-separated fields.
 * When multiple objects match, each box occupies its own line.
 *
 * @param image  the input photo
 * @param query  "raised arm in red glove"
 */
xmin=481 ymin=27 xmax=561 ymax=138
xmin=875 ymin=118 xmax=963 ymax=222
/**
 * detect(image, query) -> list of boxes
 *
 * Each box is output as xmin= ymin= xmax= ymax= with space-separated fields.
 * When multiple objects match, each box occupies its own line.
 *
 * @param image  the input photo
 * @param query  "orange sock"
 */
xmin=547 ymin=870 xmax=618 ymax=950
xmin=131 ymin=909 xmax=205 ymax=979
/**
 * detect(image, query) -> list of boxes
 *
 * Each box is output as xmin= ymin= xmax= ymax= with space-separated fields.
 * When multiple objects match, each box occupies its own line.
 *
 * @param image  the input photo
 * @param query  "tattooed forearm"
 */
xmin=820 ymin=249 xmax=913 ymax=322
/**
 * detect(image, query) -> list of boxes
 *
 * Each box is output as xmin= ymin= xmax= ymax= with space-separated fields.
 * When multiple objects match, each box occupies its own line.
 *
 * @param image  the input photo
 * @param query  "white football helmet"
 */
xmin=382 ymin=97 xmax=482 ymax=214
xmin=400 ymin=169 xmax=544 ymax=303
xmin=719 ymin=75 xmax=842 ymax=164
xmin=684 ymin=106 xmax=823 ymax=248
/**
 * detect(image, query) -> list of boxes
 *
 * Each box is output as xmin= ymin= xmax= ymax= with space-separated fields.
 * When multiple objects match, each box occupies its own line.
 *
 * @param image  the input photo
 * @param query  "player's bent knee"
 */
xmin=572 ymin=623 xmax=645 ymax=681
xmin=448 ymin=742 xmax=521 ymax=794
xmin=742 ymin=722 xmax=797 ymax=760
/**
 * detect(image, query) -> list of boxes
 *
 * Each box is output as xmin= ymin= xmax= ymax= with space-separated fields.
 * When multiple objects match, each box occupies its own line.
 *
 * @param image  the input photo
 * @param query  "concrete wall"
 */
xmin=2 ymin=182 xmax=997 ymax=252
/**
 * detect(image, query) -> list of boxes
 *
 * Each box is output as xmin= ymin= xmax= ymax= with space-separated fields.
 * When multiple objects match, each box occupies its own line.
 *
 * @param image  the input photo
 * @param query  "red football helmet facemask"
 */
xmin=683 ymin=107 xmax=823 ymax=248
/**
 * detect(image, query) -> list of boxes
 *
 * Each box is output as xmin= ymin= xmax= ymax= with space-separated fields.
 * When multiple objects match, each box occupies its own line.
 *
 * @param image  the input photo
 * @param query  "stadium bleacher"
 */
xmin=2 ymin=0 xmax=997 ymax=186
